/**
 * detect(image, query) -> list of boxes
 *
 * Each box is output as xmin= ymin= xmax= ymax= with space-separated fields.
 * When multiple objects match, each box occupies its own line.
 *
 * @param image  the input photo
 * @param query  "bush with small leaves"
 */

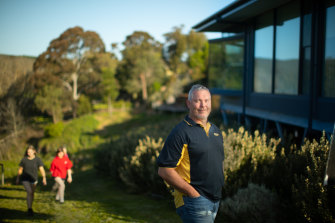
xmin=220 ymin=183 xmax=281 ymax=223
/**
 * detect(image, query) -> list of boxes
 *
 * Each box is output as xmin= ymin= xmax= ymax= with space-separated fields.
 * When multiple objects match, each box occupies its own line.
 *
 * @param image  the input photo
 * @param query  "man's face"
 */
xmin=187 ymin=89 xmax=211 ymax=123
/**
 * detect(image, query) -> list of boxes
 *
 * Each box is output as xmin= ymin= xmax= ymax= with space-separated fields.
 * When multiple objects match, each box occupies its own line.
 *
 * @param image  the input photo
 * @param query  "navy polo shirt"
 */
xmin=157 ymin=115 xmax=225 ymax=207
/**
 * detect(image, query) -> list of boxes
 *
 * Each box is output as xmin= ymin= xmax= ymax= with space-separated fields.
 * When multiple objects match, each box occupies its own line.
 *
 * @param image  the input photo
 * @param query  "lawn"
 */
xmin=0 ymin=168 xmax=181 ymax=223
xmin=0 ymin=110 xmax=182 ymax=223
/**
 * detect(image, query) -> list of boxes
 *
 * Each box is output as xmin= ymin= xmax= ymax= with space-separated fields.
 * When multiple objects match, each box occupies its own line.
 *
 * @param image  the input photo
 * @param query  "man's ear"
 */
xmin=186 ymin=99 xmax=190 ymax=109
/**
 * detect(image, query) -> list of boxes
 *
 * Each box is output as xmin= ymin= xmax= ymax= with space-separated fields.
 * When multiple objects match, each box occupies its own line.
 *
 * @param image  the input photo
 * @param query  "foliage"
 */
xmin=35 ymin=85 xmax=70 ymax=123
xmin=0 ymin=54 xmax=35 ymax=97
xmin=222 ymin=127 xmax=279 ymax=197
xmin=220 ymin=183 xmax=280 ymax=223
xmin=44 ymin=122 xmax=64 ymax=138
xmin=285 ymin=135 xmax=333 ymax=222
xmin=32 ymin=26 xmax=108 ymax=119
xmin=0 ymin=97 xmax=24 ymax=135
xmin=95 ymin=112 xmax=184 ymax=193
xmin=156 ymin=27 xmax=209 ymax=105
xmin=119 ymin=136 xmax=166 ymax=193
xmin=222 ymin=127 xmax=334 ymax=222
xmin=117 ymin=31 xmax=166 ymax=105
xmin=38 ymin=115 xmax=100 ymax=155
xmin=97 ymin=119 xmax=334 ymax=222
xmin=163 ymin=27 xmax=209 ymax=82
xmin=77 ymin=95 xmax=92 ymax=116
xmin=101 ymin=67 xmax=119 ymax=113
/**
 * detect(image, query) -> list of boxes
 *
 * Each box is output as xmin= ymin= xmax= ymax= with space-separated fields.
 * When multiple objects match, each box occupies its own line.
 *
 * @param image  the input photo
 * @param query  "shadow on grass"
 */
xmin=0 ymin=186 xmax=25 ymax=191
xmin=0 ymin=208 xmax=52 ymax=221
xmin=62 ymin=168 xmax=180 ymax=223
xmin=0 ymin=194 xmax=25 ymax=200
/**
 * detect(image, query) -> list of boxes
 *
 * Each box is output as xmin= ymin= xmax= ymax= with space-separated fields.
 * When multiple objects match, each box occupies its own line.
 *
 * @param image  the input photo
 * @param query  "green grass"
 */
xmin=0 ymin=169 xmax=181 ymax=223
xmin=0 ymin=110 xmax=183 ymax=223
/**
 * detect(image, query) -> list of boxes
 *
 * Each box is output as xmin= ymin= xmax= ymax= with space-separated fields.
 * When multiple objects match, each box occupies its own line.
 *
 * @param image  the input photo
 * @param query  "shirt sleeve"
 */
xmin=157 ymin=127 xmax=186 ymax=168
xmin=37 ymin=157 xmax=44 ymax=167
xmin=19 ymin=158 xmax=24 ymax=167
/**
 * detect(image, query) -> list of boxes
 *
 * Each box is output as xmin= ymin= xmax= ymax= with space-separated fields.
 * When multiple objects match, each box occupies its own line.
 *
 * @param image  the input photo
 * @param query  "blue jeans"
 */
xmin=176 ymin=195 xmax=220 ymax=223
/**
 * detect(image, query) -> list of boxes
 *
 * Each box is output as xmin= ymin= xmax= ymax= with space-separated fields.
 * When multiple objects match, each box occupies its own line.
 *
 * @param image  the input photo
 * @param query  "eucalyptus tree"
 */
xmin=117 ymin=31 xmax=166 ymax=105
xmin=33 ymin=26 xmax=106 ymax=117
xmin=163 ymin=26 xmax=209 ymax=88
xmin=94 ymin=52 xmax=119 ymax=113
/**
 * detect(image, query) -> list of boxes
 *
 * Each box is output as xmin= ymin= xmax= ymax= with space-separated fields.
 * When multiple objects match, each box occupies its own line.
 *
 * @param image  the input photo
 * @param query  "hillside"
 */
xmin=0 ymin=54 xmax=36 ymax=96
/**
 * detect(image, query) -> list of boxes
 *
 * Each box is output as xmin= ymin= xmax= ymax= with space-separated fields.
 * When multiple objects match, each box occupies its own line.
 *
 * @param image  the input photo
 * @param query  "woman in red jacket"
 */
xmin=50 ymin=147 xmax=73 ymax=203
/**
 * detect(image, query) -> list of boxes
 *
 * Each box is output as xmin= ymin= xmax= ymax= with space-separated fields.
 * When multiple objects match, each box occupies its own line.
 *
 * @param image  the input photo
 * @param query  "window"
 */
xmin=208 ymin=37 xmax=244 ymax=90
xmin=275 ymin=2 xmax=300 ymax=94
xmin=323 ymin=1 xmax=335 ymax=98
xmin=301 ymin=1 xmax=313 ymax=95
xmin=253 ymin=1 xmax=302 ymax=95
xmin=254 ymin=12 xmax=273 ymax=93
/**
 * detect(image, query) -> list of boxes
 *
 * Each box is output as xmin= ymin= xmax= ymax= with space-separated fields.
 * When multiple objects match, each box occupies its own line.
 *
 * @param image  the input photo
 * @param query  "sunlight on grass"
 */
xmin=1 ymin=110 xmax=181 ymax=223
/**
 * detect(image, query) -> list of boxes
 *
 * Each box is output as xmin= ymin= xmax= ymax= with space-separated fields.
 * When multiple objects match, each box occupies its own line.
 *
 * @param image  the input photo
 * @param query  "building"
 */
xmin=193 ymin=0 xmax=335 ymax=139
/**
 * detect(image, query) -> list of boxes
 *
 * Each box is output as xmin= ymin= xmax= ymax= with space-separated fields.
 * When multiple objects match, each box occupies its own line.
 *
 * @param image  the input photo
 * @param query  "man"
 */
xmin=157 ymin=84 xmax=225 ymax=223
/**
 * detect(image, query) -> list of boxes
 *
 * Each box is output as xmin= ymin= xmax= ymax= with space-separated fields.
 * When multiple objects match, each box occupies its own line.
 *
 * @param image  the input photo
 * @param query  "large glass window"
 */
xmin=323 ymin=1 xmax=335 ymax=98
xmin=275 ymin=1 xmax=300 ymax=94
xmin=301 ymin=0 xmax=313 ymax=95
xmin=253 ymin=1 xmax=301 ymax=95
xmin=254 ymin=12 xmax=273 ymax=93
xmin=208 ymin=38 xmax=244 ymax=90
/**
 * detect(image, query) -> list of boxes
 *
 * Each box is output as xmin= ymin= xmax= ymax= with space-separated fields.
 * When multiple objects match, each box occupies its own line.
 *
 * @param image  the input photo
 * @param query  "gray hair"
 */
xmin=188 ymin=84 xmax=210 ymax=101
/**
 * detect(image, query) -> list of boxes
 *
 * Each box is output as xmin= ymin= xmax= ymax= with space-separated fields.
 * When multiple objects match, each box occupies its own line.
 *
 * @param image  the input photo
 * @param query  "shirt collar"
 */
xmin=184 ymin=115 xmax=211 ymax=128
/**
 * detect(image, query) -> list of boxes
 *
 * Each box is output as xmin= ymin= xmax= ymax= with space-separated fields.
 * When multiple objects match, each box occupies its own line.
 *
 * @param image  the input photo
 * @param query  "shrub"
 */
xmin=44 ymin=122 xmax=64 ymax=137
xmin=287 ymin=134 xmax=333 ymax=222
xmin=94 ymin=113 xmax=184 ymax=194
xmin=220 ymin=183 xmax=281 ymax=223
xmin=77 ymin=95 xmax=92 ymax=116
xmin=119 ymin=136 xmax=166 ymax=193
xmin=222 ymin=127 xmax=280 ymax=197
xmin=222 ymin=128 xmax=334 ymax=223
xmin=39 ymin=115 xmax=99 ymax=155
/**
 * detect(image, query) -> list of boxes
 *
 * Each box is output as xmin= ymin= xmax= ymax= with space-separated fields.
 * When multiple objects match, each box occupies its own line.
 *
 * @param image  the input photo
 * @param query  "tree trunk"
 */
xmin=140 ymin=73 xmax=147 ymax=101
xmin=71 ymin=72 xmax=80 ymax=101
xmin=107 ymin=97 xmax=113 ymax=114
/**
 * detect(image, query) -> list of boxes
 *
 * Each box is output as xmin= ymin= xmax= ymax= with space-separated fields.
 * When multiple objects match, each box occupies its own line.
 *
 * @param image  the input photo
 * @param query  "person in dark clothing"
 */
xmin=16 ymin=145 xmax=47 ymax=216
xmin=157 ymin=84 xmax=225 ymax=223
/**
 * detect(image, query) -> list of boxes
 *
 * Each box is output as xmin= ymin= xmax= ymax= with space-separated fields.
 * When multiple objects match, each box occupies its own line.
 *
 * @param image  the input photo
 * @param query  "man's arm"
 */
xmin=158 ymin=167 xmax=200 ymax=198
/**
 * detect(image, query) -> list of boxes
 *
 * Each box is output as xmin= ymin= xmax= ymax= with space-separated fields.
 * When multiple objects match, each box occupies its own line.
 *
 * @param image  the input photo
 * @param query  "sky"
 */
xmin=0 ymin=0 xmax=234 ymax=57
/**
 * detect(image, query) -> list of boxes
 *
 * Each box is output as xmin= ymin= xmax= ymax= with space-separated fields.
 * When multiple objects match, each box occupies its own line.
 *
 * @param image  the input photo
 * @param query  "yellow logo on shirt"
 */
xmin=214 ymin=133 xmax=219 ymax=136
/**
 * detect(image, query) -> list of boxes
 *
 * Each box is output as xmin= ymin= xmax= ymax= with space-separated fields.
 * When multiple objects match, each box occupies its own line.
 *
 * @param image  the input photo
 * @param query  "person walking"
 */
xmin=157 ymin=84 xmax=225 ymax=223
xmin=16 ymin=145 xmax=47 ymax=216
xmin=50 ymin=147 xmax=73 ymax=204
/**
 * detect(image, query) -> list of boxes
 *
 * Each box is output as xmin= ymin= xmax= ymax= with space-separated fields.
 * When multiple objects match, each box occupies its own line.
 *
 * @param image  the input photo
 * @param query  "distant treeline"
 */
xmin=0 ymin=54 xmax=36 ymax=96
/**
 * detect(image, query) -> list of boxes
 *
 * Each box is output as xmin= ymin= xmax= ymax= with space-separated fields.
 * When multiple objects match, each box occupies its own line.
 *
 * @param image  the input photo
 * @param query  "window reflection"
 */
xmin=323 ymin=3 xmax=335 ymax=98
xmin=208 ymin=38 xmax=244 ymax=90
xmin=275 ymin=1 xmax=300 ymax=95
xmin=301 ymin=2 xmax=312 ymax=95
xmin=254 ymin=12 xmax=273 ymax=93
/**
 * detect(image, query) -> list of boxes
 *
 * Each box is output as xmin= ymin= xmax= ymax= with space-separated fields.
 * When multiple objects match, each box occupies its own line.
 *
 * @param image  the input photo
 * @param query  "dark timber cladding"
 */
xmin=193 ymin=0 xmax=335 ymax=137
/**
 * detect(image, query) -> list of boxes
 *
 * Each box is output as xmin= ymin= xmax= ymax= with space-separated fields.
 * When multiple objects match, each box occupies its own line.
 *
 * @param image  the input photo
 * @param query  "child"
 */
xmin=50 ymin=147 xmax=73 ymax=203
xmin=16 ymin=145 xmax=47 ymax=216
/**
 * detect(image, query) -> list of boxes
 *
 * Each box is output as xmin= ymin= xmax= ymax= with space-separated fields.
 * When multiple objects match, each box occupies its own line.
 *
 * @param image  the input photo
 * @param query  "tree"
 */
xmin=94 ymin=52 xmax=119 ymax=113
xmin=33 ymin=26 xmax=106 ymax=117
xmin=163 ymin=27 xmax=209 ymax=96
xmin=0 ymin=97 xmax=24 ymax=136
xmin=35 ymin=85 xmax=70 ymax=123
xmin=101 ymin=68 xmax=119 ymax=113
xmin=117 ymin=31 xmax=166 ymax=106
